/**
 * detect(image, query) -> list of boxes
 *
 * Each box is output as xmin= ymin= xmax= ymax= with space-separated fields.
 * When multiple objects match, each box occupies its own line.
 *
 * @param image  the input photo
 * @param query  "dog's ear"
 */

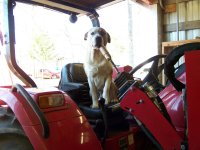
xmin=84 ymin=32 xmax=88 ymax=40
xmin=107 ymin=32 xmax=111 ymax=43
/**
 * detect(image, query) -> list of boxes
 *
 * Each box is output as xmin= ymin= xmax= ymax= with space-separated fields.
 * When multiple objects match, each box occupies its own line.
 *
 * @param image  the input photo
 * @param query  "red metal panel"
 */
xmin=159 ymin=73 xmax=186 ymax=138
xmin=0 ymin=87 xmax=102 ymax=150
xmin=104 ymin=128 xmax=136 ymax=150
xmin=0 ymin=88 xmax=39 ymax=125
xmin=23 ymin=116 xmax=102 ymax=150
xmin=185 ymin=51 xmax=200 ymax=150
xmin=120 ymin=87 xmax=182 ymax=150
xmin=112 ymin=65 xmax=132 ymax=78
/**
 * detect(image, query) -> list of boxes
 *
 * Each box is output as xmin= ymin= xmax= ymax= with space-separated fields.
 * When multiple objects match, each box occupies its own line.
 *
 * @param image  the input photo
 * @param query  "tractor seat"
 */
xmin=58 ymin=63 xmax=129 ymax=138
xmin=58 ymin=63 xmax=90 ymax=105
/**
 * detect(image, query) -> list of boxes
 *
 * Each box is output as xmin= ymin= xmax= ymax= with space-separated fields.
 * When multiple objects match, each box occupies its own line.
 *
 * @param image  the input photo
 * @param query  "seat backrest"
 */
xmin=58 ymin=63 xmax=91 ymax=105
xmin=60 ymin=63 xmax=87 ymax=84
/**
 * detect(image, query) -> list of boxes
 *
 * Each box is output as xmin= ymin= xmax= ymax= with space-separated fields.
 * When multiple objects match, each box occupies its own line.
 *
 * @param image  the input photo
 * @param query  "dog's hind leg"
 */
xmin=110 ymin=82 xmax=119 ymax=103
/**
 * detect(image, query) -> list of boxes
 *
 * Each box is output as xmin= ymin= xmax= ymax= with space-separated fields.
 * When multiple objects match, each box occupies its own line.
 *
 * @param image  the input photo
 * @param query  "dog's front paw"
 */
xmin=91 ymin=104 xmax=99 ymax=109
xmin=111 ymin=98 xmax=119 ymax=103
xmin=104 ymin=98 xmax=110 ymax=105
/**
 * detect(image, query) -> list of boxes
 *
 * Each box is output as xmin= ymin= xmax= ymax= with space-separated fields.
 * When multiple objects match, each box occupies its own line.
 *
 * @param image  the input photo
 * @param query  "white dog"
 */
xmin=84 ymin=27 xmax=118 ymax=108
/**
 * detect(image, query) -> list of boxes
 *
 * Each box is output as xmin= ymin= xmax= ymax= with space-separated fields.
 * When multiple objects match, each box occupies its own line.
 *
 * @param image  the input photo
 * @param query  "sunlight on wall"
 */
xmin=131 ymin=2 xmax=158 ymax=66
xmin=98 ymin=1 xmax=158 ymax=67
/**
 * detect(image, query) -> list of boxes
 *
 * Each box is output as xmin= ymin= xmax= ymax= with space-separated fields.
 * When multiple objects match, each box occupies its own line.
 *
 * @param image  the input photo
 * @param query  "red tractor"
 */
xmin=0 ymin=0 xmax=200 ymax=150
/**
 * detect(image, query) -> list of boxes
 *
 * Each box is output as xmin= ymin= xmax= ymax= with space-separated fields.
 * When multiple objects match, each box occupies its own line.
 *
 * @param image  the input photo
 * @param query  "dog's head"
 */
xmin=84 ymin=27 xmax=111 ymax=49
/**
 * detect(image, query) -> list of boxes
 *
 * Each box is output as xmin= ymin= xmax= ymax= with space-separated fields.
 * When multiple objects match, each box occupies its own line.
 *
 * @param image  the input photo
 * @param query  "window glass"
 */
xmin=13 ymin=1 xmax=158 ymax=87
xmin=14 ymin=2 xmax=91 ymax=87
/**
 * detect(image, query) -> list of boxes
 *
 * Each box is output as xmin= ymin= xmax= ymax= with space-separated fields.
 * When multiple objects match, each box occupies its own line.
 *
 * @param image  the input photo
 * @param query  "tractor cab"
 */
xmin=1 ymin=0 xmax=200 ymax=150
xmin=0 ymin=0 xmax=141 ymax=149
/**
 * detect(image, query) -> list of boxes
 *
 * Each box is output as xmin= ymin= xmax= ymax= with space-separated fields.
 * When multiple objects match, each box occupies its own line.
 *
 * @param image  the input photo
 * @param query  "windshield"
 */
xmin=13 ymin=2 xmax=133 ymax=88
xmin=13 ymin=2 xmax=92 ymax=87
xmin=2 ymin=1 xmax=155 ymax=87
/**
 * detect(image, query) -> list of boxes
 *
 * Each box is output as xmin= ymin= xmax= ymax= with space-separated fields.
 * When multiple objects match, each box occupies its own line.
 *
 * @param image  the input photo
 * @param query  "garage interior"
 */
xmin=0 ymin=0 xmax=200 ymax=149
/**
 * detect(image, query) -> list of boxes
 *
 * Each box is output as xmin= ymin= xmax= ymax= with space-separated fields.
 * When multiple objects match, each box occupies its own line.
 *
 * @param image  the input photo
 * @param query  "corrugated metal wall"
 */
xmin=164 ymin=0 xmax=200 ymax=41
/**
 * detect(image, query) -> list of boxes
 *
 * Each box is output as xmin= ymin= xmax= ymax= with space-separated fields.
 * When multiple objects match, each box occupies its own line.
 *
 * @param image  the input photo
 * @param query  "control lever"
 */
xmin=99 ymin=46 xmax=120 ymax=74
xmin=98 ymin=97 xmax=108 ymax=144
xmin=99 ymin=46 xmax=134 ymax=93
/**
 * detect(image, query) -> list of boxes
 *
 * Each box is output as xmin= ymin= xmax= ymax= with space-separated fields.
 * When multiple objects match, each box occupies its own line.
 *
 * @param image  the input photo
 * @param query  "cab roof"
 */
xmin=16 ymin=0 xmax=125 ymax=15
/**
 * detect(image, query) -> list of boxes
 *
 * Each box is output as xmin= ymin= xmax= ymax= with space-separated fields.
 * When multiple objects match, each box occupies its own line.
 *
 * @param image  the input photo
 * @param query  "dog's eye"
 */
xmin=100 ymin=31 xmax=106 ymax=36
xmin=91 ymin=32 xmax=94 ymax=35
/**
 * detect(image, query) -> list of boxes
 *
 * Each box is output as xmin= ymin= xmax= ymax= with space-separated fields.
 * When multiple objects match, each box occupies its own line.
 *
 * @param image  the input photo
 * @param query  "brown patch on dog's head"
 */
xmin=84 ymin=27 xmax=111 ymax=48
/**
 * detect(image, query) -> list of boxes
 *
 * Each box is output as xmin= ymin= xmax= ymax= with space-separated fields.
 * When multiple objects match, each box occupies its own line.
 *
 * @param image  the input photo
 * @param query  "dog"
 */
xmin=84 ymin=27 xmax=118 ymax=108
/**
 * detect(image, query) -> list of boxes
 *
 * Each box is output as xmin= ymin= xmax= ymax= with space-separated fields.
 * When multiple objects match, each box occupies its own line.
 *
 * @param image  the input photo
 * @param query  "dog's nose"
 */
xmin=95 ymin=36 xmax=102 ymax=48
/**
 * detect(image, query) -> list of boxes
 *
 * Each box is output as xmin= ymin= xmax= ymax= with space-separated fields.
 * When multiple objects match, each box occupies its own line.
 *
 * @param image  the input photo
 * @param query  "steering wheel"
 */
xmin=164 ymin=43 xmax=200 ymax=91
xmin=130 ymin=55 xmax=166 ymax=92
xmin=115 ymin=55 xmax=166 ymax=99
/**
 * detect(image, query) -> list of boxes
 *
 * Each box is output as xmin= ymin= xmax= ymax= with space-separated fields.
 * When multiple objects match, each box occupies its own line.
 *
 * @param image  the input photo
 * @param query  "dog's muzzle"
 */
xmin=94 ymin=36 xmax=103 ymax=48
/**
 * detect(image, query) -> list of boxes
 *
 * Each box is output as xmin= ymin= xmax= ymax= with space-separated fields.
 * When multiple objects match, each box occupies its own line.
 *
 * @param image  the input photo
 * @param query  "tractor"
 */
xmin=0 ymin=0 xmax=200 ymax=150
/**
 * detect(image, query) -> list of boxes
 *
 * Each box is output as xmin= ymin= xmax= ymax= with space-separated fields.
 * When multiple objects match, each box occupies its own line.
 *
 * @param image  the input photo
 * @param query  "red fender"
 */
xmin=0 ymin=87 xmax=102 ymax=150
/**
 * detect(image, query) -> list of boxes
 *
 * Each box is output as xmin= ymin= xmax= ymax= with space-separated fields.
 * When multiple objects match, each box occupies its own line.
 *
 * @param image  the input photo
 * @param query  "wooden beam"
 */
xmin=164 ymin=20 xmax=200 ymax=32
xmin=97 ymin=0 xmax=125 ymax=9
xmin=162 ymin=39 xmax=200 ymax=54
xmin=164 ymin=4 xmax=176 ymax=13
xmin=164 ymin=0 xmax=190 ymax=5
xmin=157 ymin=4 xmax=163 ymax=54
xmin=161 ymin=38 xmax=200 ymax=84
xmin=134 ymin=0 xmax=156 ymax=5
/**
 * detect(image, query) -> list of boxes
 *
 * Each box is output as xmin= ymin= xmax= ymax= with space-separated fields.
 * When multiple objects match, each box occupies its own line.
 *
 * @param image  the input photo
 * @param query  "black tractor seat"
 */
xmin=58 ymin=63 xmax=129 ymax=138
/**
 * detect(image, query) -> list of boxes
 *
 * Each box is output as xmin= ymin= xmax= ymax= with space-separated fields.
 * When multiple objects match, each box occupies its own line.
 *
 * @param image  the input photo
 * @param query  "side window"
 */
xmin=0 ymin=0 xmax=4 ymax=52
xmin=0 ymin=0 xmax=13 ymax=86
xmin=14 ymin=2 xmax=91 ymax=87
